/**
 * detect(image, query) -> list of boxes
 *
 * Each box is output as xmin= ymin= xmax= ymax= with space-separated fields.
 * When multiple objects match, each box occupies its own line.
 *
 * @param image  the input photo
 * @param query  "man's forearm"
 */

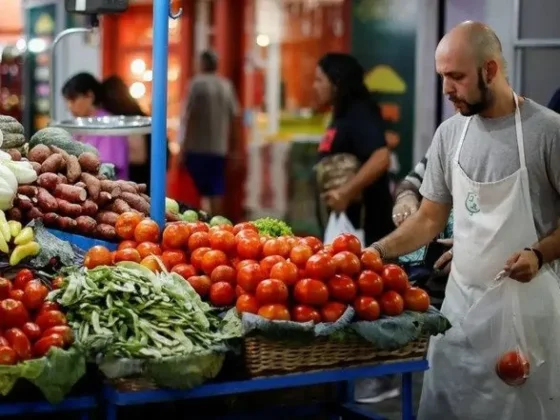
xmin=533 ymin=227 xmax=560 ymax=264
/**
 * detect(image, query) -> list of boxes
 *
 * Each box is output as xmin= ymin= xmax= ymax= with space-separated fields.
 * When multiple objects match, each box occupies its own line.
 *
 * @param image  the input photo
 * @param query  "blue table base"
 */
xmin=0 ymin=395 xmax=96 ymax=418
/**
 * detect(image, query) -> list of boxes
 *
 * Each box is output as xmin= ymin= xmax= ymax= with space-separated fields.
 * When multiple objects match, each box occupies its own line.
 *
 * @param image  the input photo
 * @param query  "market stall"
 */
xmin=0 ymin=2 xmax=456 ymax=419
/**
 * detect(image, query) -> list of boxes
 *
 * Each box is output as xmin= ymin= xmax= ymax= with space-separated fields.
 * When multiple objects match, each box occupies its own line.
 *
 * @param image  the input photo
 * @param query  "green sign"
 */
xmin=351 ymin=0 xmax=417 ymax=177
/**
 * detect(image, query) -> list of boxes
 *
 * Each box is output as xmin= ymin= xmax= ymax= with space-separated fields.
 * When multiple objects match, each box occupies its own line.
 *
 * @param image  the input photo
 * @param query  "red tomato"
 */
xmin=299 ymin=236 xmax=323 ymax=253
xmin=0 ymin=346 xmax=17 ymax=365
xmin=133 ymin=219 xmax=160 ymax=243
xmin=186 ymin=275 xmax=212 ymax=297
xmin=321 ymin=302 xmax=347 ymax=323
xmin=35 ymin=310 xmax=66 ymax=332
xmin=40 ymin=301 xmax=61 ymax=313
xmin=289 ymin=244 xmax=313 ymax=267
xmin=236 ymin=236 xmax=262 ymax=260
xmin=13 ymin=269 xmax=34 ymax=290
xmin=260 ymin=255 xmax=286 ymax=277
xmin=380 ymin=291 xmax=404 ymax=316
xmin=235 ymin=285 xmax=247 ymax=297
xmin=361 ymin=249 xmax=383 ymax=272
xmin=0 ymin=338 xmax=7 ymax=346
xmin=136 ymin=242 xmax=163 ymax=259
xmin=291 ymin=305 xmax=321 ymax=324
xmin=496 ymin=350 xmax=530 ymax=386
xmin=162 ymin=222 xmax=191 ymax=249
xmin=201 ymin=250 xmax=229 ymax=275
xmin=208 ymin=230 xmax=236 ymax=254
xmin=332 ymin=234 xmax=362 ymax=255
xmin=332 ymin=251 xmax=361 ymax=277
xmin=118 ymin=240 xmax=138 ymax=250
xmin=9 ymin=289 xmax=24 ymax=301
xmin=236 ymin=263 xmax=265 ymax=293
xmin=305 ymin=254 xmax=336 ymax=280
xmin=262 ymin=238 xmax=291 ymax=258
xmin=327 ymin=274 xmax=357 ymax=303
xmin=5 ymin=328 xmax=32 ymax=361
xmin=236 ymin=259 xmax=258 ymax=270
xmin=188 ymin=231 xmax=211 ymax=251
xmin=235 ymin=230 xmax=259 ymax=243
xmin=51 ymin=276 xmax=64 ymax=290
xmin=236 ymin=294 xmax=259 ymax=314
xmin=257 ymin=304 xmax=291 ymax=321
xmin=269 ymin=261 xmax=299 ymax=286
xmin=141 ymin=256 xmax=163 ymax=273
xmin=381 ymin=264 xmax=410 ymax=293
xmin=403 ymin=287 xmax=430 ymax=312
xmin=354 ymin=296 xmax=381 ymax=321
xmin=42 ymin=326 xmax=74 ymax=346
xmin=293 ymin=279 xmax=329 ymax=306
xmin=357 ymin=270 xmax=384 ymax=297
xmin=190 ymin=247 xmax=211 ymax=271
xmin=116 ymin=212 xmax=143 ymax=240
xmin=113 ymin=248 xmax=142 ymax=264
xmin=171 ymin=263 xmax=197 ymax=279
xmin=0 ymin=277 xmax=12 ymax=299
xmin=0 ymin=299 xmax=29 ymax=328
xmin=233 ymin=222 xmax=258 ymax=235
xmin=22 ymin=280 xmax=48 ymax=311
xmin=33 ymin=334 xmax=64 ymax=358
xmin=22 ymin=322 xmax=42 ymax=342
xmin=255 ymin=279 xmax=289 ymax=305
xmin=186 ymin=222 xmax=209 ymax=234
xmin=210 ymin=265 xmax=236 ymax=285
xmin=209 ymin=282 xmax=236 ymax=307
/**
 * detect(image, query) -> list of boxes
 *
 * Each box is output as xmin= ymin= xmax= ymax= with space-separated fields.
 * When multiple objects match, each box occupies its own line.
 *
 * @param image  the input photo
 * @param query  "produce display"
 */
xmin=0 ymin=216 xmax=41 ymax=266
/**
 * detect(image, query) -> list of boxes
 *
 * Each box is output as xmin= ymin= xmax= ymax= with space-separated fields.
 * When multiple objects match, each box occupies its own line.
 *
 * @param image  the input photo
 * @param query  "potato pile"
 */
xmin=9 ymin=146 xmax=177 ymax=241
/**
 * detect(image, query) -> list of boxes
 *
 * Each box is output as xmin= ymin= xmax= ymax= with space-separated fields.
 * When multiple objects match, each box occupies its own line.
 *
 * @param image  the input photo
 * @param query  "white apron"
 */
xmin=418 ymin=93 xmax=560 ymax=420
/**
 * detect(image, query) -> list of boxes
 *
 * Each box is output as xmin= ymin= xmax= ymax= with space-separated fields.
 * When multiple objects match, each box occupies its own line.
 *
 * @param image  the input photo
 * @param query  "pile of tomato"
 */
xmin=83 ymin=214 xmax=431 ymax=323
xmin=0 ymin=269 xmax=74 ymax=365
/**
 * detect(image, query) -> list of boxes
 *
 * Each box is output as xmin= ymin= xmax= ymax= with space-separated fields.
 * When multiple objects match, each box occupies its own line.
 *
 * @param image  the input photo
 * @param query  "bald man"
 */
xmin=369 ymin=22 xmax=560 ymax=419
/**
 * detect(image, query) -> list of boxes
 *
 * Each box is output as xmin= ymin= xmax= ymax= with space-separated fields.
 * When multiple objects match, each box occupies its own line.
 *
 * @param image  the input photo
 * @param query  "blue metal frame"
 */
xmin=47 ymin=228 xmax=118 ymax=251
xmin=0 ymin=395 xmax=96 ymax=418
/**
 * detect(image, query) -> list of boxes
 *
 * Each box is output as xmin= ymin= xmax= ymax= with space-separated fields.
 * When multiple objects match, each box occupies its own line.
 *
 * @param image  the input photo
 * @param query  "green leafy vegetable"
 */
xmin=252 ymin=217 xmax=293 ymax=237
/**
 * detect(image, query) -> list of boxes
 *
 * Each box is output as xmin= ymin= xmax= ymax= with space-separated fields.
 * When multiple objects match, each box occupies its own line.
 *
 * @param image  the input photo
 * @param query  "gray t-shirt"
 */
xmin=420 ymin=99 xmax=560 ymax=240
xmin=181 ymin=74 xmax=239 ymax=156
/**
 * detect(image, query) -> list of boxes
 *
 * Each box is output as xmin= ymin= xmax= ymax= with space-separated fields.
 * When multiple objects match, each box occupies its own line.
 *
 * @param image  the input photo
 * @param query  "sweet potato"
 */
xmin=40 ymin=153 xmax=64 ymax=174
xmin=6 ymin=149 xmax=21 ymax=161
xmin=140 ymin=193 xmax=151 ymax=203
xmin=37 ymin=173 xmax=61 ymax=191
xmin=17 ymin=186 xmax=38 ymax=197
xmin=116 ymin=181 xmax=137 ymax=194
xmin=57 ymin=217 xmax=77 ymax=231
xmin=7 ymin=208 xmax=22 ymax=222
xmin=137 ymin=184 xmax=148 ymax=194
xmin=82 ymin=200 xmax=98 ymax=217
xmin=95 ymin=224 xmax=117 ymax=240
xmin=15 ymin=195 xmax=33 ymax=211
xmin=26 ymin=207 xmax=44 ymax=220
xmin=54 ymin=184 xmax=87 ymax=203
xmin=96 ymin=211 xmax=118 ymax=225
xmin=58 ymin=174 xmax=68 ymax=184
xmin=96 ymin=191 xmax=113 ymax=207
xmin=100 ymin=180 xmax=121 ymax=197
xmin=43 ymin=212 xmax=60 ymax=227
xmin=120 ymin=192 xmax=150 ymax=215
xmin=65 ymin=155 xmax=82 ymax=183
xmin=108 ymin=198 xmax=131 ymax=214
xmin=78 ymin=152 xmax=101 ymax=174
xmin=56 ymin=198 xmax=82 ymax=218
xmin=28 ymin=145 xmax=52 ymax=164
xmin=37 ymin=188 xmax=59 ymax=213
xmin=76 ymin=216 xmax=97 ymax=235
xmin=80 ymin=173 xmax=100 ymax=201
xmin=30 ymin=162 xmax=42 ymax=173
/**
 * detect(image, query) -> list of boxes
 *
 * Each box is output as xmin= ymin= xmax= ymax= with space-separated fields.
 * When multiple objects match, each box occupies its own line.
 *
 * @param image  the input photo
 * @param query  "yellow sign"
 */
xmin=34 ymin=13 xmax=55 ymax=35
xmin=364 ymin=65 xmax=406 ymax=94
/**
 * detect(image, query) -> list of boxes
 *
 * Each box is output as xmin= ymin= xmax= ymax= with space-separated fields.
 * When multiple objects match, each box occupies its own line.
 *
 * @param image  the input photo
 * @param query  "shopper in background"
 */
xmin=547 ymin=87 xmax=560 ymax=113
xmin=178 ymin=50 xmax=240 ymax=216
xmin=61 ymin=72 xmax=129 ymax=180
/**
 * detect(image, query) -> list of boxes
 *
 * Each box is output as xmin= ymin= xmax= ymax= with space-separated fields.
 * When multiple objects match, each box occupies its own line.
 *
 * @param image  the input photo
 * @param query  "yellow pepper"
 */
xmin=9 ymin=241 xmax=41 ymax=266
xmin=0 ymin=234 xmax=8 ymax=254
xmin=7 ymin=221 xmax=22 ymax=239
xmin=14 ymin=227 xmax=34 ymax=246
xmin=0 ymin=210 xmax=10 ymax=242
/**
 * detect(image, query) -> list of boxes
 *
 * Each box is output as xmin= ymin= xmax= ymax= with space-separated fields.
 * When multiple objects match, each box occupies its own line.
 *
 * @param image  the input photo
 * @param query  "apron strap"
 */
xmin=454 ymin=116 xmax=472 ymax=164
xmin=512 ymin=92 xmax=526 ymax=170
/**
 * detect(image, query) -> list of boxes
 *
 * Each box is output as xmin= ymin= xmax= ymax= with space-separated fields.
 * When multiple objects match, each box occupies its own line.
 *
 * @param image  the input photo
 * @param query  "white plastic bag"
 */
xmin=323 ymin=212 xmax=365 ymax=246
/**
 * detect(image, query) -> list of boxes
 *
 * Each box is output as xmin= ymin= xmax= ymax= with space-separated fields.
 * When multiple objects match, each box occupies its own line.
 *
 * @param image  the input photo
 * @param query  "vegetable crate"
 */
xmin=243 ymin=335 xmax=428 ymax=378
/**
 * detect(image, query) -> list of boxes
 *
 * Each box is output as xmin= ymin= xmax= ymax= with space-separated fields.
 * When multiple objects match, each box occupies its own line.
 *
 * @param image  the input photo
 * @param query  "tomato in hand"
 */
xmin=43 ymin=326 xmax=74 ymax=346
xmin=327 ymin=274 xmax=357 ymax=303
xmin=233 ymin=222 xmax=258 ymax=235
xmin=0 ymin=346 xmax=17 ymax=365
xmin=0 ymin=277 xmax=12 ymax=299
xmin=354 ymin=296 xmax=381 ymax=321
xmin=236 ymin=294 xmax=259 ymax=314
xmin=188 ymin=231 xmax=211 ymax=251
xmin=33 ymin=334 xmax=64 ymax=358
xmin=209 ymin=282 xmax=236 ymax=307
xmin=186 ymin=275 xmax=212 ymax=297
xmin=381 ymin=264 xmax=410 ymax=294
xmin=332 ymin=251 xmax=361 ymax=277
xmin=305 ymin=254 xmax=336 ymax=280
xmin=321 ymin=302 xmax=347 ymax=323
xmin=13 ymin=269 xmax=35 ymax=290
xmin=201 ymin=250 xmax=229 ymax=275
xmin=9 ymin=289 xmax=24 ymax=301
xmin=357 ymin=270 xmax=384 ymax=297
xmin=141 ymin=256 xmax=163 ymax=273
xmin=289 ymin=244 xmax=313 ymax=267
xmin=257 ymin=304 xmax=291 ymax=321
xmin=35 ymin=310 xmax=66 ymax=332
xmin=22 ymin=322 xmax=42 ymax=342
xmin=237 ymin=263 xmax=265 ymax=293
xmin=22 ymin=280 xmax=48 ymax=310
xmin=403 ymin=287 xmax=430 ymax=312
xmin=208 ymin=230 xmax=236 ymax=254
xmin=133 ymin=219 xmax=160 ymax=243
xmin=360 ymin=249 xmax=383 ymax=272
xmin=294 ymin=279 xmax=329 ymax=306
xmin=291 ymin=305 xmax=321 ymax=324
xmin=171 ymin=264 xmax=197 ymax=280
xmin=113 ymin=248 xmax=142 ymax=264
xmin=136 ymin=242 xmax=163 ymax=259
xmin=260 ymin=255 xmax=286 ymax=277
xmin=380 ymin=291 xmax=404 ymax=316
xmin=190 ymin=247 xmax=211 ymax=271
xmin=115 ymin=212 xmax=143 ymax=240
xmin=255 ymin=279 xmax=289 ymax=305
xmin=237 ymin=236 xmax=262 ymax=260
xmin=299 ymin=236 xmax=323 ymax=253
xmin=5 ymin=328 xmax=32 ymax=361
xmin=0 ymin=299 xmax=29 ymax=328
xmin=332 ymin=233 xmax=362 ymax=255
xmin=210 ymin=265 xmax=236 ymax=285
xmin=118 ymin=240 xmax=138 ymax=250
xmin=269 ymin=261 xmax=299 ymax=286
xmin=162 ymin=222 xmax=191 ymax=249
xmin=496 ymin=350 xmax=530 ymax=386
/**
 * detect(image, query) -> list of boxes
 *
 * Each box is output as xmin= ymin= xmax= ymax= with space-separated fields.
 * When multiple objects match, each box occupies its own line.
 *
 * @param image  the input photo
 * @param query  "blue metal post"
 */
xmin=149 ymin=0 xmax=170 ymax=228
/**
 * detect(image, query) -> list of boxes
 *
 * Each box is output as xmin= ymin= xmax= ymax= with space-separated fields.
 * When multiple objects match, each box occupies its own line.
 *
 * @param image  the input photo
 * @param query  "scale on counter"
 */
xmin=49 ymin=0 xmax=152 ymax=136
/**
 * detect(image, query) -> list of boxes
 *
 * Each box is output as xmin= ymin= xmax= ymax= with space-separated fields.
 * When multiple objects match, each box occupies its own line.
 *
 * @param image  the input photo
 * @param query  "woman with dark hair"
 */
xmin=61 ymin=72 xmax=129 ymax=179
xmin=314 ymin=53 xmax=394 ymax=245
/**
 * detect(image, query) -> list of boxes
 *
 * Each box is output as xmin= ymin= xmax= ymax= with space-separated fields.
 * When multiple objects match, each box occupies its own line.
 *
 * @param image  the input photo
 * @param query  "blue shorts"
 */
xmin=185 ymin=152 xmax=226 ymax=197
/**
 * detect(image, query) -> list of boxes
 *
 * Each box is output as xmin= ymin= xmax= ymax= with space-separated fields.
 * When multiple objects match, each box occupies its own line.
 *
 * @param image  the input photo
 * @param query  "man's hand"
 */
xmin=434 ymin=238 xmax=454 ymax=273
xmin=504 ymin=249 xmax=540 ymax=283
xmin=392 ymin=193 xmax=420 ymax=226
xmin=322 ymin=187 xmax=352 ymax=213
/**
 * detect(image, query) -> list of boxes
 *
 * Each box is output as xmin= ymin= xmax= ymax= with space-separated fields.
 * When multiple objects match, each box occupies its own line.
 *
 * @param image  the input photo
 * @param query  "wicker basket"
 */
xmin=244 ymin=336 xmax=429 ymax=378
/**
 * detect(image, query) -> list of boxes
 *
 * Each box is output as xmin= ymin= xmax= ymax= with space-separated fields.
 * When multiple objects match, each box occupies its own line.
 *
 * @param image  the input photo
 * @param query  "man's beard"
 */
xmin=451 ymin=69 xmax=493 ymax=116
